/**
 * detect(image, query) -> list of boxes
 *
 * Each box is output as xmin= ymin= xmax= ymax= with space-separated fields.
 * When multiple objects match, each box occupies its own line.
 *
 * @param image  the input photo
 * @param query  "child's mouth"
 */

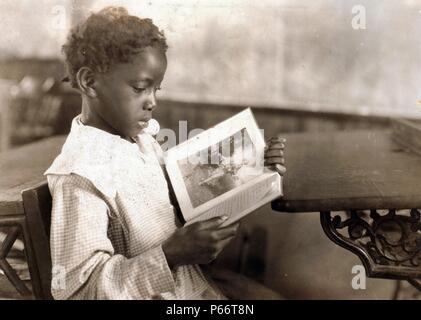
xmin=138 ymin=120 xmax=149 ymax=129
xmin=138 ymin=118 xmax=160 ymax=135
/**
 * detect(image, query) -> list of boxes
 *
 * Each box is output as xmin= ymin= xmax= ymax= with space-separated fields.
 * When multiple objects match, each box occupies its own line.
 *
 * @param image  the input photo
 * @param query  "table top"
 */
xmin=272 ymin=129 xmax=421 ymax=212
xmin=0 ymin=136 xmax=66 ymax=216
xmin=2 ymin=129 xmax=421 ymax=216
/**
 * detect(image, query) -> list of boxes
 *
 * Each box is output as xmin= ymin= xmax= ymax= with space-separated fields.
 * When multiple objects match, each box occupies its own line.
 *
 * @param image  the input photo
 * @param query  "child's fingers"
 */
xmin=195 ymin=216 xmax=228 ymax=230
xmin=265 ymin=149 xmax=284 ymax=158
xmin=265 ymin=157 xmax=285 ymax=165
xmin=214 ymin=224 xmax=239 ymax=240
xmin=268 ymin=136 xmax=287 ymax=144
xmin=220 ymin=221 xmax=240 ymax=231
xmin=267 ymin=142 xmax=285 ymax=150
xmin=272 ymin=164 xmax=287 ymax=175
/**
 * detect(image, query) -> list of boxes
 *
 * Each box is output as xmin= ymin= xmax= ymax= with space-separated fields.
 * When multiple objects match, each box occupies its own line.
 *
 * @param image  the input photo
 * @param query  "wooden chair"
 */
xmin=21 ymin=182 xmax=53 ymax=300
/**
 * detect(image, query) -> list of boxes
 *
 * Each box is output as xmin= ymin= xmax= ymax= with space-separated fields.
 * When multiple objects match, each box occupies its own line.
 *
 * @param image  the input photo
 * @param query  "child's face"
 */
xmin=93 ymin=46 xmax=167 ymax=138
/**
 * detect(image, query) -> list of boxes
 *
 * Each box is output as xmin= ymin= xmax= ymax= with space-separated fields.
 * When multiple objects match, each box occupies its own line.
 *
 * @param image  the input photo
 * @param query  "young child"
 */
xmin=45 ymin=6 xmax=286 ymax=300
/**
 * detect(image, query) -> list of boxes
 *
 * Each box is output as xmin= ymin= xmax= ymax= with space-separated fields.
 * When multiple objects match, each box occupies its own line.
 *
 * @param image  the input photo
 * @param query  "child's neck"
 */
xmin=80 ymin=99 xmax=132 ymax=142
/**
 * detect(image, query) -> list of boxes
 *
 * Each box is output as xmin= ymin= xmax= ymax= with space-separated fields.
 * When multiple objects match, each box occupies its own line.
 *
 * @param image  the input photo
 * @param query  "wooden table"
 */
xmin=0 ymin=135 xmax=65 ymax=296
xmin=1 ymin=130 xmax=419 ymax=296
xmin=272 ymin=129 xmax=421 ymax=291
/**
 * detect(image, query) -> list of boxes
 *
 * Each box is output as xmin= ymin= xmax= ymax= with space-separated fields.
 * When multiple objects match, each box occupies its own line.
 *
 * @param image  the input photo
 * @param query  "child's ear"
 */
xmin=76 ymin=67 xmax=97 ymax=98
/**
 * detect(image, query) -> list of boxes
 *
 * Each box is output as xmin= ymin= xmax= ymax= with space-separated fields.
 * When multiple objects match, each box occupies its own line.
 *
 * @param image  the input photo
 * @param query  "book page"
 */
xmin=185 ymin=172 xmax=282 ymax=226
xmin=164 ymin=108 xmax=281 ymax=224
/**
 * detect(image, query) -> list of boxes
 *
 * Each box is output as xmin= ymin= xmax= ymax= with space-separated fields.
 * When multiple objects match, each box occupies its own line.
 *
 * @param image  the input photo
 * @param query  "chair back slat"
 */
xmin=22 ymin=182 xmax=53 ymax=300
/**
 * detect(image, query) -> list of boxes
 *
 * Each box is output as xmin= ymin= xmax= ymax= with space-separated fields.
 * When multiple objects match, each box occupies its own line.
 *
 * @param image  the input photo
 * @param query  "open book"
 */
xmin=164 ymin=108 xmax=283 ymax=227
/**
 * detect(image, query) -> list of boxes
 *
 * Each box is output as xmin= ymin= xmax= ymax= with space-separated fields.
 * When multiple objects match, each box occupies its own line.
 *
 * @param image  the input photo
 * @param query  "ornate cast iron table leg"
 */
xmin=320 ymin=209 xmax=421 ymax=292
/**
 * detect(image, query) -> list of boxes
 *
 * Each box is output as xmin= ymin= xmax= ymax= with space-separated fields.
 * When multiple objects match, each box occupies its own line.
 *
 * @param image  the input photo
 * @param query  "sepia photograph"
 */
xmin=178 ymin=127 xmax=258 ymax=208
xmin=0 ymin=0 xmax=420 ymax=307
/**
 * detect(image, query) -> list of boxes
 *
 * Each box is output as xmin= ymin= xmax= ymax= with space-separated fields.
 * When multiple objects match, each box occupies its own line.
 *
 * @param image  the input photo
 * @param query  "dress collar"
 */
xmin=44 ymin=115 xmax=148 ymax=197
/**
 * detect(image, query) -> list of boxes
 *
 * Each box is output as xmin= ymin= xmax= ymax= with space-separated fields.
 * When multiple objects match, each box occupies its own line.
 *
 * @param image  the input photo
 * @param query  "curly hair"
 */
xmin=62 ymin=6 xmax=168 ymax=88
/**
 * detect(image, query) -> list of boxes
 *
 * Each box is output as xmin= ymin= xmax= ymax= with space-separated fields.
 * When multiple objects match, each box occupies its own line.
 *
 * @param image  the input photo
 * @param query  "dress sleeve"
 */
xmin=48 ymin=174 xmax=176 ymax=300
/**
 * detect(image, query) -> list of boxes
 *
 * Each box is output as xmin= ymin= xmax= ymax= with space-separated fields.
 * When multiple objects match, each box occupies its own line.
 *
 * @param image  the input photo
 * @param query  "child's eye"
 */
xmin=132 ymin=86 xmax=146 ymax=93
xmin=155 ymin=86 xmax=162 ymax=92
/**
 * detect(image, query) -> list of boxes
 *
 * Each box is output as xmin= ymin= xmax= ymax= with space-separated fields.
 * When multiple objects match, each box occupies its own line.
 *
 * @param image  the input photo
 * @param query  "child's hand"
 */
xmin=264 ymin=136 xmax=286 ymax=175
xmin=162 ymin=217 xmax=239 ymax=269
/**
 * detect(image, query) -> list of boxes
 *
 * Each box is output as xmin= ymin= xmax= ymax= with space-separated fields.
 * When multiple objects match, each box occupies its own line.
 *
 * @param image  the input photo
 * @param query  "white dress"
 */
xmin=45 ymin=115 xmax=226 ymax=300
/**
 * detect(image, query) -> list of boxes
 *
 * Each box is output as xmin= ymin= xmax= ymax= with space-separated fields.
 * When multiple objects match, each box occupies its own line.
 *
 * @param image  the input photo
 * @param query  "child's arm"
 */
xmin=49 ymin=174 xmax=176 ymax=299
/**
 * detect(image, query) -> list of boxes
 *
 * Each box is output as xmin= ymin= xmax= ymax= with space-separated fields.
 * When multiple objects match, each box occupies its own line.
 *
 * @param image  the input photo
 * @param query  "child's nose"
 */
xmin=143 ymin=92 xmax=157 ymax=111
xmin=143 ymin=99 xmax=157 ymax=111
xmin=143 ymin=103 xmax=155 ymax=111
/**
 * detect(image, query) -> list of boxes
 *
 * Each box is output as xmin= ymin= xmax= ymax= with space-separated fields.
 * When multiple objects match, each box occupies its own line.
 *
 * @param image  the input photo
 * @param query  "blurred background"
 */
xmin=3 ymin=0 xmax=421 ymax=149
xmin=1 ymin=0 xmax=421 ymax=299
